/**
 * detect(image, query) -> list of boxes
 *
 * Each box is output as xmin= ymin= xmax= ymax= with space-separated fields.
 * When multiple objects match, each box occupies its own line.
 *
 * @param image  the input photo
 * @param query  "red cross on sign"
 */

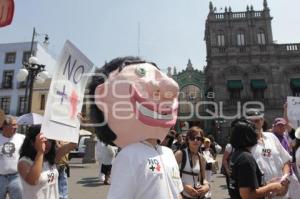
xmin=70 ymin=90 xmax=79 ymax=119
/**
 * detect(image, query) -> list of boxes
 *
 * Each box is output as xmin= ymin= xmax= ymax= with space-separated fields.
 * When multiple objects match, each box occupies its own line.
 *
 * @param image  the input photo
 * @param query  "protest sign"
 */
xmin=41 ymin=40 xmax=94 ymax=143
xmin=287 ymin=96 xmax=300 ymax=128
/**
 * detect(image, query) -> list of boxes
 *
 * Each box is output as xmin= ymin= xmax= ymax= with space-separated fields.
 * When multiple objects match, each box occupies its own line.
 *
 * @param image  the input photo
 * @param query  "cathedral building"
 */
xmin=204 ymin=0 xmax=300 ymax=143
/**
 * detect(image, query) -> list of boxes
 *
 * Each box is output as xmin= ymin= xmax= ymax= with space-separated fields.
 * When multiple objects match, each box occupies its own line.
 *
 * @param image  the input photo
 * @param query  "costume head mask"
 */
xmin=89 ymin=57 xmax=179 ymax=147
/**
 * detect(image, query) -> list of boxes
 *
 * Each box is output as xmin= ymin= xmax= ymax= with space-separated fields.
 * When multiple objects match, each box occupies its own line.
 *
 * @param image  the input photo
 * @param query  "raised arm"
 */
xmin=18 ymin=133 xmax=46 ymax=185
xmin=283 ymin=102 xmax=294 ymax=134
xmin=222 ymin=149 xmax=231 ymax=176
xmin=55 ymin=142 xmax=77 ymax=163
xmin=174 ymin=149 xmax=183 ymax=165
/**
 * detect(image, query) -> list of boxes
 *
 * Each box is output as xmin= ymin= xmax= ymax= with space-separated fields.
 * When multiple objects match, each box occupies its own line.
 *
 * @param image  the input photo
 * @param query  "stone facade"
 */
xmin=204 ymin=0 xmax=300 ymax=144
xmin=169 ymin=60 xmax=206 ymax=132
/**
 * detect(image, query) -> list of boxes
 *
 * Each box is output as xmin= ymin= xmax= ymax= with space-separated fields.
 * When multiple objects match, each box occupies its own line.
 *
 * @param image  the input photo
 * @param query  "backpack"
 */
xmin=179 ymin=149 xmax=204 ymax=185
xmin=179 ymin=149 xmax=187 ymax=176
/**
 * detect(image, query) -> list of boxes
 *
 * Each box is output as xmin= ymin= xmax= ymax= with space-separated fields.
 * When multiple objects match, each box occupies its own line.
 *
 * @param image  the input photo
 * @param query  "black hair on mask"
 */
xmin=230 ymin=118 xmax=257 ymax=148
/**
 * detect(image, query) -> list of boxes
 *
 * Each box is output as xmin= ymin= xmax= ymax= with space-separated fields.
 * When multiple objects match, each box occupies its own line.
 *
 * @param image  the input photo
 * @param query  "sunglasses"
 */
xmin=189 ymin=136 xmax=203 ymax=142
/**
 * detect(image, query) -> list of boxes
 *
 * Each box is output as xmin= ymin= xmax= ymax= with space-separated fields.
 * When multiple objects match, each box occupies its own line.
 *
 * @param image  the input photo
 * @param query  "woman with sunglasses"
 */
xmin=175 ymin=126 xmax=209 ymax=199
xmin=17 ymin=125 xmax=77 ymax=199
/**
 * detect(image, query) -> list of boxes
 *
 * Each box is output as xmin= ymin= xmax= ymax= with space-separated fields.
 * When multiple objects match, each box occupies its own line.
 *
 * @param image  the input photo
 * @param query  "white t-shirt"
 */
xmin=251 ymin=132 xmax=292 ymax=199
xmin=107 ymin=142 xmax=183 ymax=199
xmin=19 ymin=157 xmax=59 ymax=199
xmin=0 ymin=133 xmax=25 ymax=174
xmin=181 ymin=148 xmax=201 ymax=198
xmin=101 ymin=144 xmax=118 ymax=165
xmin=202 ymin=148 xmax=216 ymax=164
xmin=95 ymin=140 xmax=105 ymax=162
xmin=225 ymin=143 xmax=232 ymax=154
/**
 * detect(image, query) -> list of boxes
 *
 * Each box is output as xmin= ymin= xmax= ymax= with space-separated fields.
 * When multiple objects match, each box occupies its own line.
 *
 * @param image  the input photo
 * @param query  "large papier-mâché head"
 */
xmin=89 ymin=57 xmax=179 ymax=147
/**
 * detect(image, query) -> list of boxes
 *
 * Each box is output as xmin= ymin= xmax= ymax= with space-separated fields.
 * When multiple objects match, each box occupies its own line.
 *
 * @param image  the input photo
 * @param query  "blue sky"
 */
xmin=1 ymin=0 xmax=300 ymax=72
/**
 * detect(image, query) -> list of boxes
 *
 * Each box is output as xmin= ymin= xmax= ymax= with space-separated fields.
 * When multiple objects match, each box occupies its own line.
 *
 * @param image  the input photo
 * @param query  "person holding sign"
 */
xmin=89 ymin=57 xmax=183 ymax=199
xmin=17 ymin=125 xmax=76 ymax=199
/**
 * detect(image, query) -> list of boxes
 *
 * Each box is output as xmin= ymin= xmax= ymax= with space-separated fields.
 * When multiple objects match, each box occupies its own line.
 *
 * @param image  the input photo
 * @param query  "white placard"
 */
xmin=287 ymin=96 xmax=300 ymax=128
xmin=41 ymin=40 xmax=94 ymax=143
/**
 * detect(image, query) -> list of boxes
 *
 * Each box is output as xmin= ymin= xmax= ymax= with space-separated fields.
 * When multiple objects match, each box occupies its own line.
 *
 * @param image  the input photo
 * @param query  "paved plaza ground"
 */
xmin=69 ymin=155 xmax=230 ymax=199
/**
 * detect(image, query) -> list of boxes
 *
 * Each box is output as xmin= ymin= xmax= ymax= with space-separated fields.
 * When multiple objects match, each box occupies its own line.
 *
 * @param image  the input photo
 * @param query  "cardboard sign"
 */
xmin=0 ymin=0 xmax=14 ymax=27
xmin=41 ymin=40 xmax=94 ymax=143
xmin=287 ymin=96 xmax=300 ymax=128
xmin=0 ymin=109 xmax=4 ymax=127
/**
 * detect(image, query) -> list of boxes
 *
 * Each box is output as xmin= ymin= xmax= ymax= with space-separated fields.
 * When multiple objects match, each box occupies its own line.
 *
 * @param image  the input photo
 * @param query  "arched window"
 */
xmin=180 ymin=85 xmax=201 ymax=102
xmin=216 ymin=31 xmax=225 ymax=47
xmin=179 ymin=85 xmax=201 ymax=113
xmin=257 ymin=29 xmax=266 ymax=45
xmin=237 ymin=32 xmax=245 ymax=46
xmin=227 ymin=80 xmax=243 ymax=104
xmin=251 ymin=79 xmax=267 ymax=100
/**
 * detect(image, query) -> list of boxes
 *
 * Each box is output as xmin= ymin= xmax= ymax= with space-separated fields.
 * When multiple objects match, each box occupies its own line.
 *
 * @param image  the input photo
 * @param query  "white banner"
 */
xmin=41 ymin=40 xmax=94 ymax=143
xmin=287 ymin=96 xmax=300 ymax=129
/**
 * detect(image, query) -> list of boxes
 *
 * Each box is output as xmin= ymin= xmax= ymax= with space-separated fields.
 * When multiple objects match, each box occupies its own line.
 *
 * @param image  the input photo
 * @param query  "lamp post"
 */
xmin=215 ymin=117 xmax=225 ymax=134
xmin=16 ymin=28 xmax=49 ymax=113
xmin=215 ymin=116 xmax=227 ymax=145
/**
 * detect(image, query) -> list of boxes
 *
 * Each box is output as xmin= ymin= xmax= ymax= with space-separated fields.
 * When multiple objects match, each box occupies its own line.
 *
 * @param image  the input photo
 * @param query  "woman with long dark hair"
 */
xmin=17 ymin=125 xmax=76 ymax=199
xmin=175 ymin=126 xmax=209 ymax=199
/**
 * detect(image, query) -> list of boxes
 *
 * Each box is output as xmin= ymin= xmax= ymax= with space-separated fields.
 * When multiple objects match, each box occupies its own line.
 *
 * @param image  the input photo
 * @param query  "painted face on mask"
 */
xmin=94 ymin=63 xmax=179 ymax=147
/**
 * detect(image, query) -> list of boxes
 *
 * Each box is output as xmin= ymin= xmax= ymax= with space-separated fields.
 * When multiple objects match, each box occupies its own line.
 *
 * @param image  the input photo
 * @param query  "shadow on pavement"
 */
xmin=215 ymin=175 xmax=226 ymax=178
xmin=219 ymin=184 xmax=227 ymax=189
xmin=77 ymin=177 xmax=108 ymax=187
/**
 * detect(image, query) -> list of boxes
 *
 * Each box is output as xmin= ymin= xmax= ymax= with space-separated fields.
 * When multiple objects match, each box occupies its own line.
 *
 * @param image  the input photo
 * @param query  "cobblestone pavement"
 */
xmin=69 ymin=155 xmax=230 ymax=199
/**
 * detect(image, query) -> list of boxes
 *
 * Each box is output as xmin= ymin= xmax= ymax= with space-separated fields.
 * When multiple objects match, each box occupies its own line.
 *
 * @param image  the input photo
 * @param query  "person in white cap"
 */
xmin=246 ymin=109 xmax=292 ymax=199
xmin=201 ymin=137 xmax=215 ymax=199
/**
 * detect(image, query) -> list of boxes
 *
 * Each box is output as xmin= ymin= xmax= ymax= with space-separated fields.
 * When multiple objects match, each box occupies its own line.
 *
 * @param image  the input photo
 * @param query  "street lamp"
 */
xmin=215 ymin=117 xmax=226 ymax=134
xmin=16 ymin=27 xmax=49 ymax=113
xmin=214 ymin=116 xmax=227 ymax=145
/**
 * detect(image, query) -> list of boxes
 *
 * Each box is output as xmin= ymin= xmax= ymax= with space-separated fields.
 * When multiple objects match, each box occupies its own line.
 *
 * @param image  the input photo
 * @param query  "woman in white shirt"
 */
xmin=17 ymin=125 xmax=76 ymax=199
xmin=175 ymin=126 xmax=210 ymax=199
